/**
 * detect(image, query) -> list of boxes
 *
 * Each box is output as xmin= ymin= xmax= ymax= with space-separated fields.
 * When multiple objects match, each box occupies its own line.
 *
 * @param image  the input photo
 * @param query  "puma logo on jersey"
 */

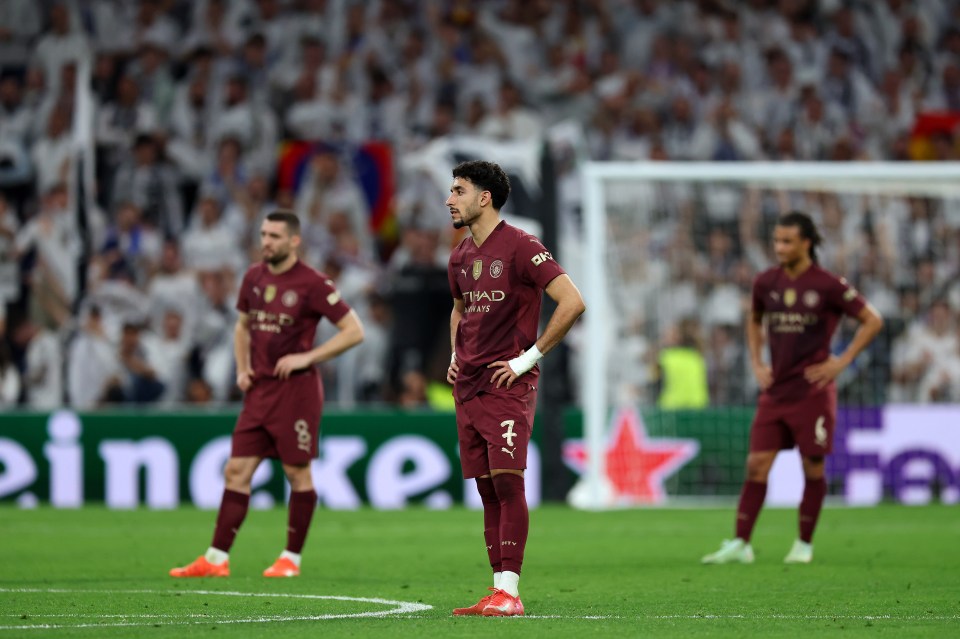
xmin=460 ymin=268 xmax=467 ymax=278
xmin=501 ymin=447 xmax=515 ymax=459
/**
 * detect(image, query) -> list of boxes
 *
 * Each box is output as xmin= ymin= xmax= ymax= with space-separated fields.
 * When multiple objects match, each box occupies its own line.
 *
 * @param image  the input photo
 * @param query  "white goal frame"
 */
xmin=573 ymin=161 xmax=960 ymax=510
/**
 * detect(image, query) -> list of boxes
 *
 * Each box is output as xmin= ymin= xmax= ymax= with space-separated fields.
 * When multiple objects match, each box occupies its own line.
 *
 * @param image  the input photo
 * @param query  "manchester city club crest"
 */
xmin=282 ymin=290 xmax=298 ymax=307
xmin=784 ymin=288 xmax=796 ymax=307
xmin=490 ymin=259 xmax=504 ymax=278
xmin=803 ymin=290 xmax=819 ymax=307
xmin=472 ymin=259 xmax=483 ymax=280
xmin=264 ymin=284 xmax=277 ymax=303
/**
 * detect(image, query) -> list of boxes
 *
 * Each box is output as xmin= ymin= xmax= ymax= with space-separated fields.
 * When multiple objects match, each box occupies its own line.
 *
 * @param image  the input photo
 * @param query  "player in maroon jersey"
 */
xmin=445 ymin=161 xmax=585 ymax=616
xmin=170 ymin=210 xmax=364 ymax=578
xmin=703 ymin=211 xmax=882 ymax=565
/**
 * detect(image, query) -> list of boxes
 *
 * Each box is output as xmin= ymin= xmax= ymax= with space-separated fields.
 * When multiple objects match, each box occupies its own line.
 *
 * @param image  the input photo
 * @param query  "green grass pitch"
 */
xmin=1 ymin=504 xmax=957 ymax=638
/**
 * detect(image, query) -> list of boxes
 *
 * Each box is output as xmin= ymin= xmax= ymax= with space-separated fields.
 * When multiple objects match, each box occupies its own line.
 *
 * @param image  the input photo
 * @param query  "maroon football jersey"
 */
xmin=236 ymin=260 xmax=351 ymax=379
xmin=448 ymin=221 xmax=566 ymax=402
xmin=751 ymin=264 xmax=866 ymax=399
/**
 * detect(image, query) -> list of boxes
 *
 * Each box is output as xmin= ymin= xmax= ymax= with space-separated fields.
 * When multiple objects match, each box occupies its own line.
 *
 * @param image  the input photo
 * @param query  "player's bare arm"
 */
xmin=489 ymin=274 xmax=586 ymax=389
xmin=234 ymin=312 xmax=254 ymax=392
xmin=746 ymin=309 xmax=773 ymax=390
xmin=804 ymin=304 xmax=883 ymax=388
xmin=274 ymin=310 xmax=365 ymax=379
xmin=447 ymin=298 xmax=464 ymax=384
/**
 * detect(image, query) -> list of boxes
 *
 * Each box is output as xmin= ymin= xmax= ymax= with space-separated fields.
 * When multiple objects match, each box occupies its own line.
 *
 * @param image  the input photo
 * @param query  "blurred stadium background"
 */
xmin=1 ymin=0 xmax=959 ymax=512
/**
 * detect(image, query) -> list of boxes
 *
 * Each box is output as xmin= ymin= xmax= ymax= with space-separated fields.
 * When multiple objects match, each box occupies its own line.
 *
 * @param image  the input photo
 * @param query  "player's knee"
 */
xmin=802 ymin=455 xmax=825 ymax=479
xmin=745 ymin=454 xmax=774 ymax=481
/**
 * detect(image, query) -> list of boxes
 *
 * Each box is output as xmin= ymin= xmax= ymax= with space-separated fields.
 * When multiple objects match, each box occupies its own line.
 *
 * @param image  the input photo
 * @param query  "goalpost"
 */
xmin=571 ymin=161 xmax=960 ymax=510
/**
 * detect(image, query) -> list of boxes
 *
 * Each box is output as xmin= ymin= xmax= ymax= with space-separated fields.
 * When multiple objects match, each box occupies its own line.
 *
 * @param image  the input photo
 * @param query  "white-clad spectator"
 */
xmin=820 ymin=46 xmax=882 ymax=126
xmin=793 ymin=88 xmax=848 ymax=161
xmin=192 ymin=268 xmax=237 ymax=402
xmin=167 ymin=73 xmax=213 ymax=182
xmin=200 ymin=137 xmax=249 ymax=208
xmin=478 ymin=81 xmax=545 ymax=141
xmin=129 ymin=0 xmax=181 ymax=53
xmin=31 ymin=102 xmax=73 ymax=194
xmin=96 ymin=74 xmax=160 ymax=168
xmin=0 ymin=195 xmax=20 ymax=309
xmin=0 ymin=74 xmax=34 ymax=144
xmin=222 ymin=172 xmax=275 ymax=259
xmin=29 ymin=3 xmax=90 ymax=97
xmin=272 ymin=35 xmax=338 ymax=99
xmin=891 ymin=301 xmax=959 ymax=403
xmin=16 ymin=184 xmax=80 ymax=331
xmin=180 ymin=0 xmax=245 ymax=59
xmin=126 ymin=41 xmax=176 ymax=125
xmin=748 ymin=48 xmax=798 ymax=139
xmin=690 ymin=98 xmax=763 ymax=161
xmin=782 ymin=16 xmax=828 ymax=82
xmin=146 ymin=239 xmax=201 ymax=325
xmin=67 ymin=304 xmax=120 ymax=410
xmin=922 ymin=62 xmax=960 ymax=112
xmin=365 ymin=66 xmax=411 ymax=145
xmin=104 ymin=318 xmax=165 ymax=404
xmin=147 ymin=306 xmax=192 ymax=405
xmin=182 ymin=194 xmax=241 ymax=273
xmin=0 ymin=0 xmax=43 ymax=69
xmin=82 ymin=0 xmax=138 ymax=55
xmin=235 ymin=33 xmax=276 ymax=111
xmin=210 ymin=75 xmax=278 ymax=176
xmin=0 ymin=338 xmax=21 ymax=408
xmin=284 ymin=69 xmax=332 ymax=140
xmin=17 ymin=320 xmax=63 ymax=409
xmin=296 ymin=147 xmax=372 ymax=264
xmin=248 ymin=0 xmax=291 ymax=65
xmin=111 ymin=134 xmax=183 ymax=237
xmin=99 ymin=202 xmax=163 ymax=286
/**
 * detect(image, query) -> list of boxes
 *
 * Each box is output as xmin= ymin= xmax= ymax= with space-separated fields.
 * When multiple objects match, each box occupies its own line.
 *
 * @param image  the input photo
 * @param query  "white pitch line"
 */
xmin=0 ymin=588 xmax=432 ymax=630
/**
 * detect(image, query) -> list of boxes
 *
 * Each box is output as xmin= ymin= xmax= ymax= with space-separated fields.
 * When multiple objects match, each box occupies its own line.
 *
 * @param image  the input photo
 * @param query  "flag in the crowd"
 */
xmin=275 ymin=140 xmax=397 ymax=235
xmin=909 ymin=112 xmax=960 ymax=160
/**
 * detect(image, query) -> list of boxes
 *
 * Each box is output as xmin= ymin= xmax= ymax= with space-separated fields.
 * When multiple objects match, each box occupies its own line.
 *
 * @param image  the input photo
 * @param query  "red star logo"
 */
xmin=565 ymin=407 xmax=699 ymax=504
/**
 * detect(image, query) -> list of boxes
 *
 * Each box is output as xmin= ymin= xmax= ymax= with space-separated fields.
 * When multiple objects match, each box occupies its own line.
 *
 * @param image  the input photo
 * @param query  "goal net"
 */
xmin=569 ymin=161 xmax=960 ymax=509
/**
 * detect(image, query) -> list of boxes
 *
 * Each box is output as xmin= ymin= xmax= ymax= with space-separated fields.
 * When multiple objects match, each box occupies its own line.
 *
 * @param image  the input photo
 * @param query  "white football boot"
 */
xmin=783 ymin=539 xmax=813 ymax=564
xmin=701 ymin=538 xmax=755 ymax=564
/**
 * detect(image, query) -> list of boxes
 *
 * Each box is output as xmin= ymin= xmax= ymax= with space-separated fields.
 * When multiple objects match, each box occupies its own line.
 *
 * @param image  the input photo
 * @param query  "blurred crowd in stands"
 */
xmin=1 ymin=0 xmax=959 ymax=412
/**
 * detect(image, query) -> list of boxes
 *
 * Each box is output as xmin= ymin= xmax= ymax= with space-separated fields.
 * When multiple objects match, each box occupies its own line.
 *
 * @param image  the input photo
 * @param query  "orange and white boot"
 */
xmin=452 ymin=587 xmax=497 ymax=616
xmin=481 ymin=589 xmax=525 ymax=617
xmin=169 ymin=556 xmax=229 ymax=577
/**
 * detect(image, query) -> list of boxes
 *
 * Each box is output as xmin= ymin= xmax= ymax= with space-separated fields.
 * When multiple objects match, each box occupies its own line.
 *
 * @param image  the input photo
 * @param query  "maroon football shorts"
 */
xmin=232 ymin=372 xmax=323 ymax=465
xmin=749 ymin=385 xmax=837 ymax=456
xmin=456 ymin=382 xmax=538 ymax=479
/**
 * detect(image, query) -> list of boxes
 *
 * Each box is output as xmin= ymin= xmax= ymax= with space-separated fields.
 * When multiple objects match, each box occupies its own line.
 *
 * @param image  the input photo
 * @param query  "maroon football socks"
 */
xmin=493 ymin=473 xmax=528 ymax=574
xmin=286 ymin=489 xmax=318 ymax=553
xmin=211 ymin=489 xmax=250 ymax=552
xmin=799 ymin=477 xmax=827 ymax=543
xmin=735 ymin=480 xmax=767 ymax=542
xmin=476 ymin=477 xmax=502 ymax=572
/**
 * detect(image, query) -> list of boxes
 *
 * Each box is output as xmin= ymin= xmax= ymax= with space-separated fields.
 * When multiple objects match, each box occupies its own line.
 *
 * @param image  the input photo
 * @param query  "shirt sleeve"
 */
xmin=751 ymin=276 xmax=766 ymax=316
xmin=306 ymin=275 xmax=351 ymax=324
xmin=828 ymin=273 xmax=867 ymax=317
xmin=235 ymin=268 xmax=254 ymax=313
xmin=515 ymin=235 xmax=566 ymax=289
xmin=448 ymin=253 xmax=462 ymax=299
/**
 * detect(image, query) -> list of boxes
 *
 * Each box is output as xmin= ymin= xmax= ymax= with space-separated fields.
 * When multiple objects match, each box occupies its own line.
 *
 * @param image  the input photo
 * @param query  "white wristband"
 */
xmin=508 ymin=345 xmax=543 ymax=376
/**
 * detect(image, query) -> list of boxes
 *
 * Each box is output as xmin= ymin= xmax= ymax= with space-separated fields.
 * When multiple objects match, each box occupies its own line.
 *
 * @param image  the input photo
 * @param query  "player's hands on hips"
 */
xmin=274 ymin=352 xmax=313 ymax=379
xmin=804 ymin=355 xmax=843 ymax=389
xmin=447 ymin=353 xmax=459 ymax=384
xmin=752 ymin=361 xmax=773 ymax=390
xmin=488 ymin=354 xmax=521 ymax=389
xmin=236 ymin=367 xmax=255 ymax=392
